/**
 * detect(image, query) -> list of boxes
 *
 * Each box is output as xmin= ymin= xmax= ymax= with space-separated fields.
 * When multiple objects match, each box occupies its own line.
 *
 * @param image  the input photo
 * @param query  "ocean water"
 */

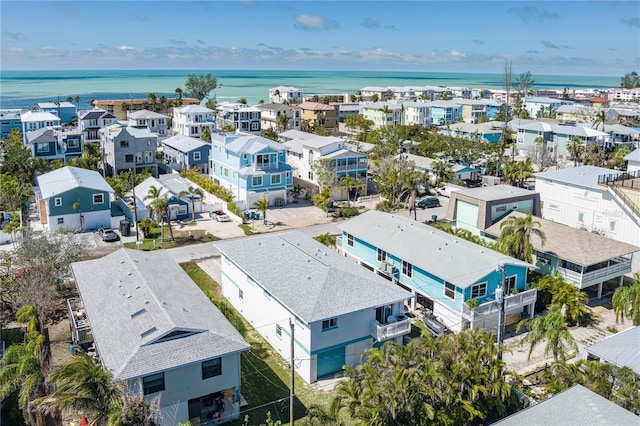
xmin=0 ymin=69 xmax=620 ymax=111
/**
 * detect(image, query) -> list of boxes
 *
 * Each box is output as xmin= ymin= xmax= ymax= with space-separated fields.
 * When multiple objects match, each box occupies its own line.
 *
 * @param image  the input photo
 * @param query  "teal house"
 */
xmin=35 ymin=166 xmax=115 ymax=233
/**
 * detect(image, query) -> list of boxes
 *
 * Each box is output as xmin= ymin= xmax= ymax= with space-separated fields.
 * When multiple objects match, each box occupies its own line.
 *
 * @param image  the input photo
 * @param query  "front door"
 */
xmin=317 ymin=346 xmax=345 ymax=378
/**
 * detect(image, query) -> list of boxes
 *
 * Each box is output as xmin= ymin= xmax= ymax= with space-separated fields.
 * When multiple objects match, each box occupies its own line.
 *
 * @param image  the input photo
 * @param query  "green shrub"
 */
xmin=337 ymin=207 xmax=359 ymax=217
xmin=466 ymin=299 xmax=479 ymax=308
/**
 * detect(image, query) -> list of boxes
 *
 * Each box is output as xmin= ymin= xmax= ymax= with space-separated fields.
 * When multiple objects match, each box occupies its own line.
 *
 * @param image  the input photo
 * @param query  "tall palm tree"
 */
xmin=496 ymin=213 xmax=545 ymax=263
xmin=517 ymin=310 xmax=577 ymax=361
xmin=566 ymin=135 xmax=584 ymax=167
xmin=277 ymin=113 xmax=290 ymax=132
xmin=35 ymin=352 xmax=120 ymax=426
xmin=252 ymin=196 xmax=269 ymax=222
xmin=549 ymin=281 xmax=589 ymax=326
xmin=144 ymin=185 xmax=163 ymax=222
xmin=72 ymin=201 xmax=82 ymax=231
xmin=431 ymin=160 xmax=454 ymax=186
xmin=340 ymin=175 xmax=363 ymax=208
xmin=177 ymin=186 xmax=204 ymax=222
xmin=612 ymin=273 xmax=640 ymax=325
xmin=150 ymin=196 xmax=174 ymax=242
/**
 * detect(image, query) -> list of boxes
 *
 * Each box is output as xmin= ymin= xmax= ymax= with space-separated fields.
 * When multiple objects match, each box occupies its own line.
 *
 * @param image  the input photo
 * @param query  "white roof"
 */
xmin=534 ymin=165 xmax=622 ymax=189
xmin=21 ymin=110 xmax=61 ymax=122
xmin=587 ymin=326 xmax=640 ymax=374
xmin=161 ymin=134 xmax=209 ymax=153
xmin=36 ymin=166 xmax=114 ymax=199
xmin=127 ymin=109 xmax=167 ymax=119
xmin=625 ymin=148 xmax=640 ymax=162
xmin=175 ymin=105 xmax=211 ymax=114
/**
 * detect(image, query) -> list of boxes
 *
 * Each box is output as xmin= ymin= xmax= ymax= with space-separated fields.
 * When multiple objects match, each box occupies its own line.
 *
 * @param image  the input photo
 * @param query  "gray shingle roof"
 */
xmin=71 ymin=249 xmax=249 ymax=379
xmin=534 ymin=165 xmax=622 ymax=189
xmin=215 ymin=231 xmax=412 ymax=323
xmin=625 ymin=148 xmax=640 ymax=162
xmin=338 ymin=211 xmax=531 ymax=288
xmin=127 ymin=110 xmax=167 ymax=119
xmin=485 ymin=211 xmax=639 ymax=266
xmin=587 ymin=326 xmax=640 ymax=374
xmin=37 ymin=166 xmax=114 ymax=199
xmin=494 ymin=384 xmax=639 ymax=425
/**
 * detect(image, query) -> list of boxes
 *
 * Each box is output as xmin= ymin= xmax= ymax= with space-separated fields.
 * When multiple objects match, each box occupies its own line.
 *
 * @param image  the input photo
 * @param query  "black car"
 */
xmin=417 ymin=197 xmax=440 ymax=209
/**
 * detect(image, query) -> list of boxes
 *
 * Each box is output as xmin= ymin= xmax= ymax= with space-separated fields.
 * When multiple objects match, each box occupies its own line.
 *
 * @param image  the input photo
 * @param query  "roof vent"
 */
xmin=135 ymin=285 xmax=140 ymax=289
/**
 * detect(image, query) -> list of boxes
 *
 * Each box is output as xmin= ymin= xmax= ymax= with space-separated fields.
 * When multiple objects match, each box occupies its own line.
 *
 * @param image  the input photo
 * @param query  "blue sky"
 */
xmin=1 ymin=0 xmax=638 ymax=75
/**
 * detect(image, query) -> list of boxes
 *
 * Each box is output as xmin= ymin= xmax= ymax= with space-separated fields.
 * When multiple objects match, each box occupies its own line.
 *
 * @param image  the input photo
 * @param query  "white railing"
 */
xmin=370 ymin=317 xmax=412 ymax=342
xmin=357 ymin=194 xmax=380 ymax=203
xmin=462 ymin=289 xmax=537 ymax=318
xmin=557 ymin=259 xmax=632 ymax=285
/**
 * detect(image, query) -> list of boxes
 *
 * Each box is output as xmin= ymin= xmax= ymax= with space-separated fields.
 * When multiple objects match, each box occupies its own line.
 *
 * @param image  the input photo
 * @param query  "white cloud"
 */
xmin=118 ymin=45 xmax=136 ymax=51
xmin=294 ymin=14 xmax=339 ymax=31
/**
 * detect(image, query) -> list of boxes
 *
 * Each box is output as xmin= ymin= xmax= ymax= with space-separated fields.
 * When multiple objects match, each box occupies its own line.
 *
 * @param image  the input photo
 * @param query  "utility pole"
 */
xmin=289 ymin=318 xmax=295 ymax=426
xmin=496 ymin=262 xmax=507 ymax=360
xmin=130 ymin=168 xmax=140 ymax=243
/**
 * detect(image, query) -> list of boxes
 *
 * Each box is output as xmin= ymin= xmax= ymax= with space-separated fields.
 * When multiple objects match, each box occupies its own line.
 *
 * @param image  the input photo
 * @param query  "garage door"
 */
xmin=317 ymin=346 xmax=345 ymax=378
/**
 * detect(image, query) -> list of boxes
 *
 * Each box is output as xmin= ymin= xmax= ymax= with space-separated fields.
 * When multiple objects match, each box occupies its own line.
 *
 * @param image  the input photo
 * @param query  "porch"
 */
xmin=370 ymin=316 xmax=411 ymax=342
xmin=461 ymin=289 xmax=537 ymax=326
xmin=557 ymin=257 xmax=632 ymax=289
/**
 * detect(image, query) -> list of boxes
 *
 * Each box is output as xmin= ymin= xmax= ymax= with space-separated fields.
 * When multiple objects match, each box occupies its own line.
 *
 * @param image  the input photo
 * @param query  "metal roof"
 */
xmin=161 ymin=135 xmax=209 ymax=153
xmin=37 ymin=166 xmax=114 ymax=199
xmin=71 ymin=249 xmax=249 ymax=380
xmin=587 ymin=326 xmax=640 ymax=374
xmin=127 ymin=110 xmax=167 ymax=119
xmin=534 ymin=165 xmax=621 ymax=189
xmin=455 ymin=185 xmax=535 ymax=202
xmin=224 ymin=134 xmax=287 ymax=155
xmin=215 ymin=231 xmax=412 ymax=323
xmin=494 ymin=384 xmax=639 ymax=425
xmin=338 ymin=211 xmax=531 ymax=289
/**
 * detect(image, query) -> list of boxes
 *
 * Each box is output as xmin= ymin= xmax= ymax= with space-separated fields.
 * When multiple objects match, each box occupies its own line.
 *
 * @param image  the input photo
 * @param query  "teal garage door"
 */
xmin=317 ymin=346 xmax=345 ymax=378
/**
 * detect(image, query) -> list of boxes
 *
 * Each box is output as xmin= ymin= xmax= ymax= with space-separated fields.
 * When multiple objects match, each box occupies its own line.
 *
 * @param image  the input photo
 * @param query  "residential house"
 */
xmin=210 ymin=132 xmax=292 ymax=210
xmin=523 ymin=96 xmax=565 ymax=118
xmin=100 ymin=124 xmax=158 ymax=177
xmin=485 ymin=212 xmax=638 ymax=298
xmin=398 ymin=153 xmax=474 ymax=186
xmin=127 ymin=110 xmax=169 ymax=139
xmin=494 ymin=385 xmax=639 ymax=425
xmin=553 ymin=122 xmax=609 ymax=161
xmin=440 ymin=122 xmax=503 ymax=143
xmin=428 ymin=100 xmax=463 ymax=125
xmin=603 ymin=124 xmax=640 ymax=150
xmin=400 ymin=101 xmax=431 ymax=127
xmin=280 ymin=130 xmax=368 ymax=201
xmin=534 ymin=165 xmax=640 ymax=271
xmin=26 ymin=127 xmax=83 ymax=162
xmin=298 ymin=101 xmax=338 ymax=131
xmin=360 ymin=101 xmax=403 ymax=129
xmin=216 ymin=103 xmax=261 ymax=134
xmin=160 ymin=134 xmax=211 ymax=174
xmin=77 ymin=109 xmax=117 ymax=144
xmin=20 ymin=110 xmax=61 ymax=144
xmin=37 ymin=101 xmax=77 ymax=124
xmin=337 ymin=103 xmax=360 ymax=123
xmin=304 ymin=93 xmax=349 ymax=104
xmin=446 ymin=87 xmax=473 ymax=99
xmin=338 ymin=211 xmax=536 ymax=333
xmin=256 ymin=103 xmax=301 ymax=132
xmin=268 ymin=86 xmax=303 ymax=104
xmin=172 ymin=105 xmax=216 ymax=139
xmin=215 ymin=231 xmax=413 ymax=383
xmin=555 ymin=104 xmax=598 ymax=122
xmin=69 ymin=248 xmax=250 ymax=424
xmin=626 ymin=148 xmax=640 ymax=173
xmin=451 ymin=98 xmax=502 ymax=123
xmin=515 ymin=121 xmax=555 ymax=156
xmin=585 ymin=326 xmax=640 ymax=374
xmin=606 ymin=107 xmax=640 ymax=124
xmin=359 ymin=86 xmax=394 ymax=101
xmin=93 ymin=98 xmax=200 ymax=120
xmin=129 ymin=175 xmax=199 ymax=222
xmin=446 ymin=185 xmax=541 ymax=236
xmin=34 ymin=166 xmax=114 ymax=233
xmin=0 ymin=109 xmax=22 ymax=138
xmin=608 ymin=88 xmax=640 ymax=102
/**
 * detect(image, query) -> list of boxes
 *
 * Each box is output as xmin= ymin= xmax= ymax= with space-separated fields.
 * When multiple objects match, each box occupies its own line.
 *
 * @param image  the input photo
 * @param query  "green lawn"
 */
xmin=123 ymin=225 xmax=219 ymax=250
xmin=179 ymin=262 xmax=336 ymax=426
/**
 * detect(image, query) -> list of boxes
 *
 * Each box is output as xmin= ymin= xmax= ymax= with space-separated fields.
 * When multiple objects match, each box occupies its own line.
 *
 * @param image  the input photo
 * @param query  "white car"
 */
xmin=210 ymin=210 xmax=230 ymax=222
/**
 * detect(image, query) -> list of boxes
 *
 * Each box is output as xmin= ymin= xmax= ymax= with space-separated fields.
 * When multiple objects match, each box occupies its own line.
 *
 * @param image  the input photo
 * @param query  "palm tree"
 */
xmin=150 ymin=196 xmax=174 ymax=242
xmin=549 ymin=280 xmax=589 ymax=326
xmin=612 ymin=273 xmax=640 ymax=325
xmin=177 ymin=186 xmax=204 ymax=222
xmin=431 ymin=160 xmax=454 ymax=186
xmin=74 ymin=96 xmax=80 ymax=109
xmin=566 ymin=136 xmax=584 ymax=167
xmin=36 ymin=352 xmax=120 ymax=426
xmin=72 ymin=201 xmax=82 ymax=231
xmin=147 ymin=92 xmax=158 ymax=112
xmin=253 ymin=196 xmax=268 ymax=222
xmin=277 ymin=113 xmax=290 ymax=132
xmin=340 ymin=175 xmax=363 ymax=208
xmin=496 ymin=213 xmax=545 ymax=263
xmin=517 ymin=310 xmax=577 ymax=361
xmin=288 ymin=184 xmax=304 ymax=203
xmin=312 ymin=188 xmax=333 ymax=217
xmin=144 ymin=185 xmax=163 ymax=222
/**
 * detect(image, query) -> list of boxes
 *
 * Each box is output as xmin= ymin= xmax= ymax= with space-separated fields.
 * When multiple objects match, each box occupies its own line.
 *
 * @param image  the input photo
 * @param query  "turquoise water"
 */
xmin=0 ymin=69 xmax=620 ymax=110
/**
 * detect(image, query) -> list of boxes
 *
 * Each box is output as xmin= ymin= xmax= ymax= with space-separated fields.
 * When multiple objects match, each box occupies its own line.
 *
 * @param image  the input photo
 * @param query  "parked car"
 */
xmin=98 ymin=228 xmax=119 ymax=242
xmin=210 ymin=210 xmax=230 ymax=222
xmin=417 ymin=197 xmax=440 ymax=209
xmin=422 ymin=315 xmax=450 ymax=338
xmin=436 ymin=185 xmax=462 ymax=198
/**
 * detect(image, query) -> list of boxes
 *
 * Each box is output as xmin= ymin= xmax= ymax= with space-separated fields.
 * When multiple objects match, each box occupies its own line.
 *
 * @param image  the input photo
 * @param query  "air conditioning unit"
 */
xmin=380 ymin=262 xmax=395 ymax=274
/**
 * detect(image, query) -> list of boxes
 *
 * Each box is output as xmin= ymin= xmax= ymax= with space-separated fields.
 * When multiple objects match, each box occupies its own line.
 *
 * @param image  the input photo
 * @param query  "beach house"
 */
xmin=100 ymin=124 xmax=158 ymax=177
xmin=172 ymin=105 xmax=215 ymax=138
xmin=77 ymin=109 xmax=117 ymax=144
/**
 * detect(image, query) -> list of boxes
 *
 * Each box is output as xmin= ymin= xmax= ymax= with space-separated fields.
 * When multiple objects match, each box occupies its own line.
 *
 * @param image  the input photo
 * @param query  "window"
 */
xmin=142 ymin=373 xmax=165 ymax=395
xmin=609 ymin=220 xmax=616 ymax=232
xmin=444 ymin=282 xmax=456 ymax=300
xmin=308 ymin=171 xmax=314 ymax=180
xmin=67 ymin=139 xmax=80 ymax=148
xmin=252 ymin=176 xmax=263 ymax=186
xmin=578 ymin=212 xmax=584 ymax=223
xmin=37 ymin=143 xmax=49 ymax=153
xmin=57 ymin=217 xmax=64 ymax=224
xmin=276 ymin=324 xmax=282 ymax=338
xmin=263 ymin=290 xmax=272 ymax=300
xmin=120 ymin=140 xmax=129 ymax=148
xmin=285 ymin=171 xmax=290 ymax=178
xmin=125 ymin=154 xmax=134 ymax=163
xmin=402 ymin=261 xmax=413 ymax=278
xmin=505 ymin=276 xmax=517 ymax=294
xmin=239 ymin=288 xmax=244 ymax=300
xmin=271 ymin=174 xmax=281 ymax=185
xmin=549 ymin=203 xmax=559 ymax=211
xmin=495 ymin=205 xmax=507 ymax=213
xmin=92 ymin=194 xmax=104 ymax=204
xmin=193 ymin=152 xmax=201 ymax=161
xmin=537 ymin=252 xmax=552 ymax=265
xmin=224 ymin=168 xmax=229 ymax=177
xmin=202 ymin=358 xmax=222 ymax=379
xmin=322 ymin=318 xmax=337 ymax=330
xmin=377 ymin=249 xmax=387 ymax=262
xmin=470 ymin=282 xmax=487 ymax=298
xmin=54 ymin=197 xmax=62 ymax=207
xmin=347 ymin=233 xmax=354 ymax=247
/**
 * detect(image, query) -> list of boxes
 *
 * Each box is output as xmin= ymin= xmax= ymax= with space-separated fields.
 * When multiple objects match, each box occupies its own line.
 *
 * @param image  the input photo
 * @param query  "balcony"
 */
xmin=66 ymin=297 xmax=93 ymax=345
xmin=557 ymin=258 xmax=632 ymax=288
xmin=370 ymin=316 xmax=411 ymax=342
xmin=461 ymin=288 xmax=537 ymax=319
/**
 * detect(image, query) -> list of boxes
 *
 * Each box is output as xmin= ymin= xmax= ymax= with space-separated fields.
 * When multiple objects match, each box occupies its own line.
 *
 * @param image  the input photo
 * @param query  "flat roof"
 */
xmin=456 ymin=185 xmax=535 ymax=202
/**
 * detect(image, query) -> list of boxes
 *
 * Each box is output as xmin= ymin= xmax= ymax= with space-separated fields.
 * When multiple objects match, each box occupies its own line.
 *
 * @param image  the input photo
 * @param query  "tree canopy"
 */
xmin=184 ymin=73 xmax=217 ymax=101
xmin=620 ymin=71 xmax=640 ymax=89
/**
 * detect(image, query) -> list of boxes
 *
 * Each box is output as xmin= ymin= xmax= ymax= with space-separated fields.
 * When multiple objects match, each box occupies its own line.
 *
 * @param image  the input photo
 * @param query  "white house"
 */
xmin=215 ymin=231 xmax=413 ymax=384
xmin=172 ymin=105 xmax=215 ymax=138
xmin=127 ymin=110 xmax=169 ymax=139
xmin=626 ymin=148 xmax=640 ymax=173
xmin=70 ymin=248 xmax=250 ymax=425
xmin=534 ymin=165 xmax=640 ymax=271
xmin=269 ymin=86 xmax=303 ymax=104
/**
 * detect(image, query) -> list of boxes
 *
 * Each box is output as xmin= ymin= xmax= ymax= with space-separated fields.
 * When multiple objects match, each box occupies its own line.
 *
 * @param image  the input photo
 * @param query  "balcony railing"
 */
xmin=461 ymin=288 xmax=537 ymax=318
xmin=66 ymin=297 xmax=93 ymax=344
xmin=370 ymin=317 xmax=411 ymax=342
xmin=557 ymin=259 xmax=632 ymax=286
